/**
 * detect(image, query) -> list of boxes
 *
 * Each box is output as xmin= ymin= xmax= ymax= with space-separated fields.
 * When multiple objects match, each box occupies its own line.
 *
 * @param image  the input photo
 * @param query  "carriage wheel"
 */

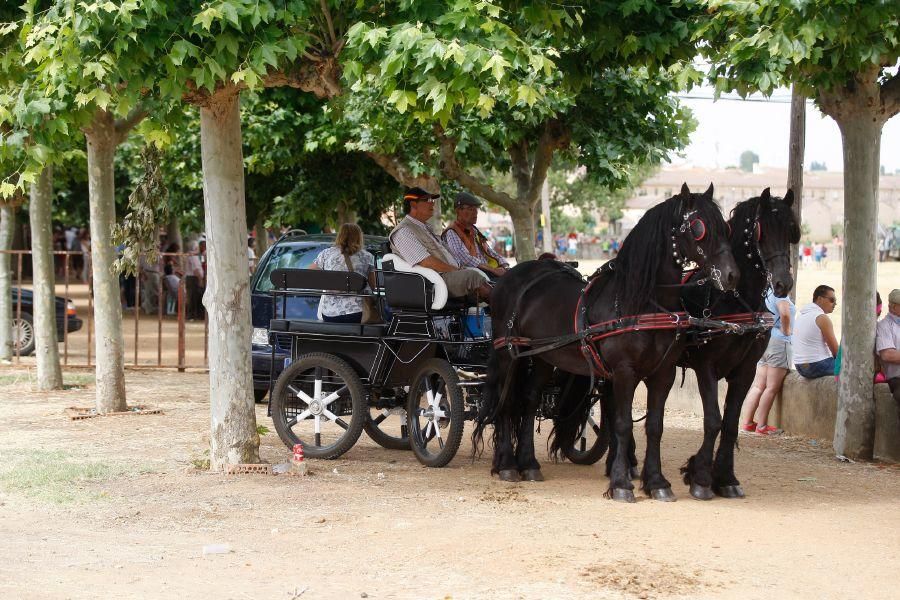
xmin=563 ymin=395 xmax=609 ymax=465
xmin=364 ymin=402 xmax=410 ymax=451
xmin=407 ymin=359 xmax=464 ymax=468
xmin=271 ymin=353 xmax=366 ymax=459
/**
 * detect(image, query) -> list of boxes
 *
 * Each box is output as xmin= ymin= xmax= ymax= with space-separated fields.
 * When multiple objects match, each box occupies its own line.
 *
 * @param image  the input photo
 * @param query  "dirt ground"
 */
xmin=0 ymin=369 xmax=898 ymax=600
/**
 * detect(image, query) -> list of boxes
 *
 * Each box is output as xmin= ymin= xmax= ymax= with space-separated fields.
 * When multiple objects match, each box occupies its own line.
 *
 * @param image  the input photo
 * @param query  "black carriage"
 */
xmin=265 ymin=254 xmax=607 ymax=467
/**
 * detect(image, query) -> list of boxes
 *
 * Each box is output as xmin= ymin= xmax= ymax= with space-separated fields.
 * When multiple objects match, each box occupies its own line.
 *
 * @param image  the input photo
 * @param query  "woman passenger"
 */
xmin=310 ymin=223 xmax=376 ymax=323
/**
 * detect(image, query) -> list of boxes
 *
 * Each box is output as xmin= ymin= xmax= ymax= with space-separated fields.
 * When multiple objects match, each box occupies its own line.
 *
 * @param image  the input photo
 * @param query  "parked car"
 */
xmin=9 ymin=288 xmax=82 ymax=355
xmin=250 ymin=232 xmax=388 ymax=402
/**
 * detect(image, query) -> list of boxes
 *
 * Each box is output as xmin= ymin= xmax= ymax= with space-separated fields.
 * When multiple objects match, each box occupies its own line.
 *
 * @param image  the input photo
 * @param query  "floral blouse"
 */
xmin=313 ymin=246 xmax=375 ymax=317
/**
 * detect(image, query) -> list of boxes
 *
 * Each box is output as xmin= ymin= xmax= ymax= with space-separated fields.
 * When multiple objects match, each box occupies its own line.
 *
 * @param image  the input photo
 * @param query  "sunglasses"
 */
xmin=825 ymin=296 xmax=837 ymax=305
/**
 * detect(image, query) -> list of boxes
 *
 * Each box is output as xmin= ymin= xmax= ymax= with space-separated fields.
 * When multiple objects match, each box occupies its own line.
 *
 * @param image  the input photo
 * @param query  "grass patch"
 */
xmin=0 ymin=373 xmax=31 ymax=387
xmin=63 ymin=373 xmax=95 ymax=389
xmin=0 ymin=449 xmax=150 ymax=505
xmin=0 ymin=372 xmax=94 ymax=389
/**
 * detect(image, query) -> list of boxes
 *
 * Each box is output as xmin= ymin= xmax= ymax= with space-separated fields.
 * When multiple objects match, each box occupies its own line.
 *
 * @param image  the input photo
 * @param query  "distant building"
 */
xmin=623 ymin=166 xmax=900 ymax=241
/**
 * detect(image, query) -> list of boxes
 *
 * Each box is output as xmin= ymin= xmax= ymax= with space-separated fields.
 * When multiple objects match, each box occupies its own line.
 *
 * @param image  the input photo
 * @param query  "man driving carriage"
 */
xmin=389 ymin=187 xmax=492 ymax=302
xmin=442 ymin=191 xmax=509 ymax=281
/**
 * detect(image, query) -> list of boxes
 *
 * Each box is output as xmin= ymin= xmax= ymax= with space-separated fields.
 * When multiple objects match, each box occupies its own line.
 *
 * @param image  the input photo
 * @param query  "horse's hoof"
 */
xmin=630 ymin=467 xmax=641 ymax=480
xmin=650 ymin=487 xmax=677 ymax=502
xmin=520 ymin=468 xmax=544 ymax=482
xmin=610 ymin=488 xmax=636 ymax=503
xmin=690 ymin=483 xmax=714 ymax=501
xmin=498 ymin=469 xmax=521 ymax=482
xmin=714 ymin=484 xmax=745 ymax=498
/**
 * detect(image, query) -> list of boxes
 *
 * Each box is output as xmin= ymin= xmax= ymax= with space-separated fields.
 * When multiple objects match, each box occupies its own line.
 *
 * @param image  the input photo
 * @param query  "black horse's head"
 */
xmin=612 ymin=183 xmax=738 ymax=315
xmin=731 ymin=188 xmax=800 ymax=298
xmin=669 ymin=183 xmax=739 ymax=292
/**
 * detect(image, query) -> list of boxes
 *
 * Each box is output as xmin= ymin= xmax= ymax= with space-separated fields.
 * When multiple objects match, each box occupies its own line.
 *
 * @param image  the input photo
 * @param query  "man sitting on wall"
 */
xmin=876 ymin=288 xmax=900 ymax=423
xmin=793 ymin=284 xmax=839 ymax=379
xmin=389 ymin=187 xmax=492 ymax=301
xmin=442 ymin=191 xmax=509 ymax=281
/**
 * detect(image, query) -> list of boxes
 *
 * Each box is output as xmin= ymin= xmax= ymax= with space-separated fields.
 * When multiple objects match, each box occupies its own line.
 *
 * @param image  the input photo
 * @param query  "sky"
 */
xmin=669 ymin=86 xmax=900 ymax=173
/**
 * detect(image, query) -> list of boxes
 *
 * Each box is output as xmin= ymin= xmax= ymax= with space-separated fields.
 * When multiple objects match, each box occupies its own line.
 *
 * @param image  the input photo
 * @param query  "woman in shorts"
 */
xmin=740 ymin=289 xmax=795 ymax=435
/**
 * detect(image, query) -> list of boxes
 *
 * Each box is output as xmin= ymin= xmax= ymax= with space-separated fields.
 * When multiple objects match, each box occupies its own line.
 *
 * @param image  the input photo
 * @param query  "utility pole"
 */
xmin=786 ymin=86 xmax=806 ymax=302
xmin=541 ymin=179 xmax=552 ymax=253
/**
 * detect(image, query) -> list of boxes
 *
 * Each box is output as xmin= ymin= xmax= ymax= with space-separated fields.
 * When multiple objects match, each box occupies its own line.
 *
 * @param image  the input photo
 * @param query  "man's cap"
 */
xmin=454 ymin=191 xmax=482 ymax=208
xmin=889 ymin=289 xmax=900 ymax=305
xmin=403 ymin=187 xmax=440 ymax=202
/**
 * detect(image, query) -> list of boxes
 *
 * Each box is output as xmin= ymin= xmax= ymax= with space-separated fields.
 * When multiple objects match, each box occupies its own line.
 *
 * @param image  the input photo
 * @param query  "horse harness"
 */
xmin=493 ymin=204 xmax=780 ymax=379
xmin=493 ymin=262 xmax=747 ymax=379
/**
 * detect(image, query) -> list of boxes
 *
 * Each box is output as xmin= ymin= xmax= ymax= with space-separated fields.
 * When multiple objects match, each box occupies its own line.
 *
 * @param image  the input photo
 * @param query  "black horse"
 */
xmin=677 ymin=188 xmax=799 ymax=499
xmin=474 ymin=184 xmax=739 ymax=502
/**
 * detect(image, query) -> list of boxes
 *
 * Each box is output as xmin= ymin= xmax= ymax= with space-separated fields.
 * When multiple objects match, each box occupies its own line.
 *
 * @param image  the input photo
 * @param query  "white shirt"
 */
xmin=793 ymin=303 xmax=832 ymax=364
xmin=313 ymin=246 xmax=375 ymax=317
xmin=876 ymin=313 xmax=900 ymax=380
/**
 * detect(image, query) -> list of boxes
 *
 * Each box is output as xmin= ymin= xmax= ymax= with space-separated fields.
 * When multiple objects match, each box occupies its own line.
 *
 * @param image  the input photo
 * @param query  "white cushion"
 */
xmin=383 ymin=253 xmax=448 ymax=310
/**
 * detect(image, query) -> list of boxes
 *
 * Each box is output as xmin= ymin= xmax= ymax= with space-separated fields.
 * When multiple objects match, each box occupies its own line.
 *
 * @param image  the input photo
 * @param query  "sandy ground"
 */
xmin=0 ymin=369 xmax=898 ymax=600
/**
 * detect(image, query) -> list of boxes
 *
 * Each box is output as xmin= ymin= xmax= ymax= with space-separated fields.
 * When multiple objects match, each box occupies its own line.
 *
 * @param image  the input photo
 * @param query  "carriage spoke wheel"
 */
xmin=407 ymin=359 xmax=464 ymax=468
xmin=563 ymin=395 xmax=609 ymax=465
xmin=364 ymin=398 xmax=410 ymax=451
xmin=271 ymin=353 xmax=365 ymax=459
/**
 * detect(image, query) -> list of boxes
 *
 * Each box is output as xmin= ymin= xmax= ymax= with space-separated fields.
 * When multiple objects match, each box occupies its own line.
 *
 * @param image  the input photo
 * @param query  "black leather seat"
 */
xmin=270 ymin=319 xmax=387 ymax=337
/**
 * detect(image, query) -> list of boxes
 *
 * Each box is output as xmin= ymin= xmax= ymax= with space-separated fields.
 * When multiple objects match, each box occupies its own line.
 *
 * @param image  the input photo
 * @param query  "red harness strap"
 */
xmin=493 ymin=311 xmax=693 ymax=379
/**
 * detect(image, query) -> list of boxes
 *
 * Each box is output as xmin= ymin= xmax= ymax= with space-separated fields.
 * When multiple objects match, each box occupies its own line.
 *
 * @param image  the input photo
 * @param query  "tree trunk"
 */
xmin=510 ymin=206 xmax=537 ymax=262
xmin=253 ymin=213 xmax=268 ymax=258
xmin=365 ymin=152 xmax=442 ymax=228
xmin=27 ymin=168 xmax=63 ymax=388
xmin=166 ymin=214 xmax=182 ymax=251
xmin=833 ymin=115 xmax=880 ymax=460
xmin=787 ymin=87 xmax=806 ymax=301
xmin=199 ymin=88 xmax=260 ymax=469
xmin=0 ymin=204 xmax=15 ymax=361
xmin=84 ymin=111 xmax=127 ymax=413
xmin=336 ymin=200 xmax=358 ymax=226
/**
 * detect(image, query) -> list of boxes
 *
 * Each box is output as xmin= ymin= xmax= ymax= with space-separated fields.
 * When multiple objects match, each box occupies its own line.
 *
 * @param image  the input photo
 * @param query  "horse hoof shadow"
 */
xmin=650 ymin=487 xmax=677 ymax=502
xmin=498 ymin=469 xmax=521 ymax=482
xmin=609 ymin=488 xmax=636 ymax=503
xmin=520 ymin=468 xmax=544 ymax=482
xmin=689 ymin=483 xmax=714 ymax=501
xmin=714 ymin=484 xmax=745 ymax=498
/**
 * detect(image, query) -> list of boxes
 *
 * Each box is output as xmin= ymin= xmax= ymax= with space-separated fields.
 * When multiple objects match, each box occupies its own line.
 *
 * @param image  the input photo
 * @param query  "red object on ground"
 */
xmin=292 ymin=443 xmax=304 ymax=462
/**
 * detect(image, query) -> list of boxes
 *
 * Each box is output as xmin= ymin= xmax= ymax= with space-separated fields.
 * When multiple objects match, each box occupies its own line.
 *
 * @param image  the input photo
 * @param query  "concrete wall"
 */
xmin=663 ymin=369 xmax=900 ymax=463
xmin=771 ymin=373 xmax=900 ymax=462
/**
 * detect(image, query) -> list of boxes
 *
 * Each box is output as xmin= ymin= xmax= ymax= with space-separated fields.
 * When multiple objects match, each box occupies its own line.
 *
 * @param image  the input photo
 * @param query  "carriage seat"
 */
xmin=270 ymin=318 xmax=387 ymax=338
xmin=381 ymin=253 xmax=450 ymax=311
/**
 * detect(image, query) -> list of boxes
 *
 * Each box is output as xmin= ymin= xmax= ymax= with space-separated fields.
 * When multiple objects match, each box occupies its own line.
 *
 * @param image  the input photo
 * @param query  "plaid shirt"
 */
xmin=390 ymin=216 xmax=459 ymax=267
xmin=443 ymin=226 xmax=508 ymax=269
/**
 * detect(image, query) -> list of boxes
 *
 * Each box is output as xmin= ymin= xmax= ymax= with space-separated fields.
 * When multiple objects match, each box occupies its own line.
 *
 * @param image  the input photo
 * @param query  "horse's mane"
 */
xmin=729 ymin=191 xmax=801 ymax=247
xmin=729 ymin=196 xmax=761 ymax=260
xmin=611 ymin=197 xmax=678 ymax=315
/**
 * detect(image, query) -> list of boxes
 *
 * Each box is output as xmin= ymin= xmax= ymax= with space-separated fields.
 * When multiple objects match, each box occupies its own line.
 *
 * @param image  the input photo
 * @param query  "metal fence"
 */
xmin=1 ymin=250 xmax=215 ymax=370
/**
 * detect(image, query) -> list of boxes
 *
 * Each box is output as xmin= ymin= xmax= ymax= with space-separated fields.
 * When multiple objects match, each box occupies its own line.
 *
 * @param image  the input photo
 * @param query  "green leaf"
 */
xmin=193 ymin=7 xmax=221 ymax=31
xmin=220 ymin=2 xmax=241 ymax=30
xmin=482 ymin=54 xmax=509 ymax=82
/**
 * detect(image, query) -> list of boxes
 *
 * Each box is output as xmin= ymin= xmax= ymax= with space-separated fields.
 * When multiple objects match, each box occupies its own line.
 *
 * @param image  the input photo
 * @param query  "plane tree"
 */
xmin=344 ymin=2 xmax=704 ymax=258
xmin=697 ymin=0 xmax=900 ymax=459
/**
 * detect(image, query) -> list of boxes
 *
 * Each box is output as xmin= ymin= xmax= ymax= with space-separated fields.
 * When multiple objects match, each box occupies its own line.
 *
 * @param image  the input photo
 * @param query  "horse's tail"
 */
xmin=548 ymin=374 xmax=595 ymax=461
xmin=472 ymin=342 xmax=505 ymax=459
xmin=473 ymin=344 xmax=530 ymax=473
